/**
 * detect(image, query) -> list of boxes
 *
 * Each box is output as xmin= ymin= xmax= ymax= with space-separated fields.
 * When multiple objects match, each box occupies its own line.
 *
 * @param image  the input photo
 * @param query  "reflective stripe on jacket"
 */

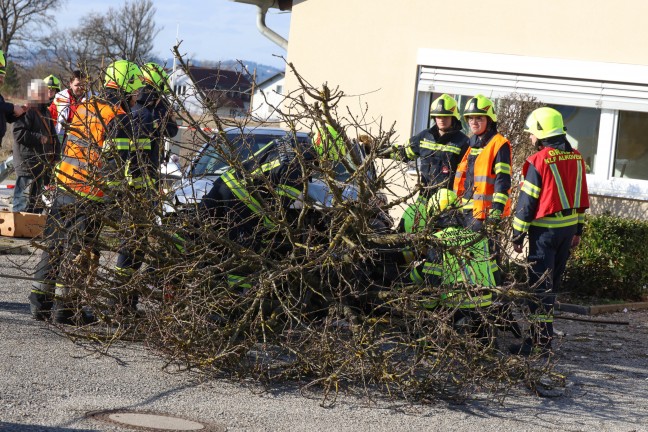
xmin=55 ymin=98 xmax=124 ymax=200
xmin=397 ymin=125 xmax=469 ymax=191
xmin=512 ymin=140 xmax=589 ymax=237
xmin=453 ymin=133 xmax=511 ymax=220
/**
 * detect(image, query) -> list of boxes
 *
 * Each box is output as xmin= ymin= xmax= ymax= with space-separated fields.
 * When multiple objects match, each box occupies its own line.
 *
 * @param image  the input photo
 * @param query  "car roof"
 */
xmin=223 ymin=126 xmax=309 ymax=137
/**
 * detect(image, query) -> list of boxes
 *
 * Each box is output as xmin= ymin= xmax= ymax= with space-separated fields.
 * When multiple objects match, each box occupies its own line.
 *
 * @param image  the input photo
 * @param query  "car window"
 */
xmin=189 ymin=131 xmax=366 ymax=182
xmin=191 ymin=133 xmax=282 ymax=177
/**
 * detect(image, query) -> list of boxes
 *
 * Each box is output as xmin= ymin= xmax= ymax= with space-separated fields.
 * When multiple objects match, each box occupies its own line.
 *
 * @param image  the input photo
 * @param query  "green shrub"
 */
xmin=562 ymin=215 xmax=648 ymax=301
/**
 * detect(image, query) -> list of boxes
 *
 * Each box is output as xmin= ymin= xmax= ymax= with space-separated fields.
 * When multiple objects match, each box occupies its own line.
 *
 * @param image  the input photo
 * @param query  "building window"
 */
xmin=275 ymin=85 xmax=283 ymax=94
xmin=614 ymin=110 xmax=648 ymax=180
xmin=553 ymin=105 xmax=600 ymax=174
xmin=418 ymin=72 xmax=648 ymax=199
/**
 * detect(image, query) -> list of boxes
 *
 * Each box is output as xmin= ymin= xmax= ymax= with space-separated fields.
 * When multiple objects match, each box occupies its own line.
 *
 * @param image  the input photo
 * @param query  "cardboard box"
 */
xmin=0 ymin=211 xmax=46 ymax=238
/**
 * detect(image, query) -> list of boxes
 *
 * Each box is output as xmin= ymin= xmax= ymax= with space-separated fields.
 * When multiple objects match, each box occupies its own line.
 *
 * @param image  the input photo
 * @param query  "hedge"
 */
xmin=562 ymin=214 xmax=648 ymax=301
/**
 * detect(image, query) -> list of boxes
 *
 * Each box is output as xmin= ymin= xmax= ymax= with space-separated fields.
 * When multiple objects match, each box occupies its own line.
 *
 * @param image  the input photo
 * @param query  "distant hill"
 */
xmin=161 ymin=58 xmax=283 ymax=84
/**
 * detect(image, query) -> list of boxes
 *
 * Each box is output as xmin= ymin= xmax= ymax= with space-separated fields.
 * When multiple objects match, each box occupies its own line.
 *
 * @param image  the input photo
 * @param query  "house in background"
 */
xmin=170 ymin=66 xmax=252 ymax=117
xmin=232 ymin=0 xmax=648 ymax=218
xmin=250 ymin=72 xmax=285 ymax=122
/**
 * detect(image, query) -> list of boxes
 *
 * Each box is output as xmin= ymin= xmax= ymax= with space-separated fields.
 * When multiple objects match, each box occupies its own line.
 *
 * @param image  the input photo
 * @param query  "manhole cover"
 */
xmin=88 ymin=410 xmax=225 ymax=431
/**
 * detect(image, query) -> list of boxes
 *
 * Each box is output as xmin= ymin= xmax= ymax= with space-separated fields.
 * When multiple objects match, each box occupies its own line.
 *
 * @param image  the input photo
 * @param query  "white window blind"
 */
xmin=418 ymin=66 xmax=648 ymax=113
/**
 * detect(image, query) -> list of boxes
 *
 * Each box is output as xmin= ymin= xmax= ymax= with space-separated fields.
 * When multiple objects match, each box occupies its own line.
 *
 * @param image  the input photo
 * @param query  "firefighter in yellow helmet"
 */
xmin=510 ymin=107 xmax=589 ymax=356
xmin=31 ymin=59 xmax=148 ymax=325
xmin=452 ymin=94 xmax=512 ymax=286
xmin=453 ymin=94 xmax=512 ymax=230
xmin=136 ymin=62 xmax=178 ymax=188
xmin=399 ymin=188 xmax=497 ymax=333
xmin=391 ymin=94 xmax=469 ymax=205
xmin=43 ymin=74 xmax=61 ymax=103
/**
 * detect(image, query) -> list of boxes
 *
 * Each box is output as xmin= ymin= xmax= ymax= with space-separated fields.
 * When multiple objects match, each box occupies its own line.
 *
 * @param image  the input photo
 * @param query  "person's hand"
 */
xmin=513 ymin=243 xmax=523 ymax=254
xmin=377 ymin=145 xmax=395 ymax=158
xmin=485 ymin=209 xmax=503 ymax=234
xmin=571 ymin=235 xmax=581 ymax=249
xmin=13 ymin=105 xmax=26 ymax=117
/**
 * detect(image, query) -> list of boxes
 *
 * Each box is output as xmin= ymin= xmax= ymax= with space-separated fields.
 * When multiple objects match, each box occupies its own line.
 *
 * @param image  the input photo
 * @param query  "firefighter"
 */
xmin=454 ymin=94 xmax=512 ymax=231
xmin=43 ymin=74 xmax=61 ymax=105
xmin=110 ymin=62 xmax=175 ymax=312
xmin=30 ymin=60 xmax=145 ymax=324
xmin=388 ymin=94 xmax=469 ymax=213
xmin=107 ymin=63 xmax=158 ymax=315
xmin=453 ymin=95 xmax=511 ymax=285
xmin=406 ymin=188 xmax=497 ymax=306
xmin=137 ymin=62 xmax=179 ymax=188
xmin=194 ymin=134 xmax=310 ymax=289
xmin=510 ymin=107 xmax=589 ymax=355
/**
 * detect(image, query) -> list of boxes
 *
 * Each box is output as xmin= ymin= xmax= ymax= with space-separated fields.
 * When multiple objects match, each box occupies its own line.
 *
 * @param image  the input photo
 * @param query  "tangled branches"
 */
xmin=29 ymin=55 xmax=557 ymax=404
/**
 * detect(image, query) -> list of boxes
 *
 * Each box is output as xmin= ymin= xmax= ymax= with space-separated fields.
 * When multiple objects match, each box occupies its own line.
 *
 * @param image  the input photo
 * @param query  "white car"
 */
xmin=163 ymin=127 xmax=389 ymax=221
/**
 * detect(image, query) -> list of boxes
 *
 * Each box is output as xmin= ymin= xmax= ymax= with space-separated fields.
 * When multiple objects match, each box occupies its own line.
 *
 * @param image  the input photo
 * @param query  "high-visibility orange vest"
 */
xmin=453 ymin=133 xmax=511 ymax=220
xmin=55 ymin=98 xmax=125 ymax=201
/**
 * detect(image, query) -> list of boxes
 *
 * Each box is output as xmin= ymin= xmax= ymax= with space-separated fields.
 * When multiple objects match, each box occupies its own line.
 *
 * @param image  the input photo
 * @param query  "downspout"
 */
xmin=256 ymin=4 xmax=288 ymax=50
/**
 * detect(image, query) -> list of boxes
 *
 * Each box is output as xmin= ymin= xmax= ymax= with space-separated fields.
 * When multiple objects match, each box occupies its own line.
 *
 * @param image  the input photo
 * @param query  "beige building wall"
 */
xmin=286 ymin=0 xmax=648 ymax=142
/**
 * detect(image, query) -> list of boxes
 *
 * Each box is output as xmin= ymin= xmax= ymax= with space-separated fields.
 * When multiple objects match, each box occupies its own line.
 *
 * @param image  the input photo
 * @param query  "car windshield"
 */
xmin=191 ymin=133 xmax=283 ymax=177
xmin=189 ymin=131 xmax=374 ymax=183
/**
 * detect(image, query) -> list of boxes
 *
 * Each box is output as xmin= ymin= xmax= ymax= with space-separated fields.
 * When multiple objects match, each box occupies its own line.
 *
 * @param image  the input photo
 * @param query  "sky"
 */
xmin=56 ymin=0 xmax=292 ymax=69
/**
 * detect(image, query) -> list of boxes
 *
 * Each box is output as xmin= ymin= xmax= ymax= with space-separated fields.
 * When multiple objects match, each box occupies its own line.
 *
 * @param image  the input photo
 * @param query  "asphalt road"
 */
xmin=1 ymin=251 xmax=647 ymax=431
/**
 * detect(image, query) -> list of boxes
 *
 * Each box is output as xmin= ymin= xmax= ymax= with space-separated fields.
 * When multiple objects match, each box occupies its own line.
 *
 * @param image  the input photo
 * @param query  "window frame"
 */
xmin=414 ymin=49 xmax=648 ymax=201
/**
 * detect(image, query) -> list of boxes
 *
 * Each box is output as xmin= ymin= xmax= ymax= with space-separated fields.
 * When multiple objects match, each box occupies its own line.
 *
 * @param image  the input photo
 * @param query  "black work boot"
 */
xmin=28 ymin=291 xmax=54 ymax=321
xmin=52 ymin=302 xmax=96 ymax=326
xmin=52 ymin=301 xmax=75 ymax=325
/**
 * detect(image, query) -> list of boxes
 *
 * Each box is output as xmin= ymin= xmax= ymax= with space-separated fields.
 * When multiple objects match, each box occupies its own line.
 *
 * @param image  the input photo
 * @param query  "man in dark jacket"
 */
xmin=0 ymin=49 xmax=26 ymax=141
xmin=390 ymin=94 xmax=469 ymax=201
xmin=138 ymin=62 xmax=179 ymax=189
xmin=12 ymin=79 xmax=59 ymax=213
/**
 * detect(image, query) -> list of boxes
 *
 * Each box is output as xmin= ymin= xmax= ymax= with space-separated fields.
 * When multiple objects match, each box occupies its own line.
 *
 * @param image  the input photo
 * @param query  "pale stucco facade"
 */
xmin=282 ymin=0 xmax=648 ymax=217
xmin=286 ymin=0 xmax=648 ymax=137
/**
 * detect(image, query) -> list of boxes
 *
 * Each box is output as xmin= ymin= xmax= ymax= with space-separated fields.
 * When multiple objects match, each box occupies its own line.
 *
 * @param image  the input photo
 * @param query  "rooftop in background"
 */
xmin=184 ymin=66 xmax=252 ymax=91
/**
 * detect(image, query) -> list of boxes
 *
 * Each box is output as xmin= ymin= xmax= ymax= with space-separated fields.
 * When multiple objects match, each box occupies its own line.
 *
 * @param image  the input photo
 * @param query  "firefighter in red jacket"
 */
xmin=510 ymin=107 xmax=589 ymax=355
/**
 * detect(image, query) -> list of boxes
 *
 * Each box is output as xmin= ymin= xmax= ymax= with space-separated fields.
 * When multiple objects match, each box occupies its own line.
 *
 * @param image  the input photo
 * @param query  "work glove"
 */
xmin=485 ymin=209 xmax=503 ymax=235
xmin=377 ymin=144 xmax=397 ymax=159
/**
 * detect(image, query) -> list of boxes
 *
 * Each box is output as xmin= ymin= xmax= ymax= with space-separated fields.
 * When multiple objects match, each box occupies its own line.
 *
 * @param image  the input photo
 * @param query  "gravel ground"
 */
xmin=1 ymin=251 xmax=647 ymax=432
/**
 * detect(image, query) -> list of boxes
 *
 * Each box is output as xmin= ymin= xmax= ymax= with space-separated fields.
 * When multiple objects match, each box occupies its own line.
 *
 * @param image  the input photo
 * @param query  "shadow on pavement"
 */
xmin=0 ymin=422 xmax=96 ymax=431
xmin=0 ymin=301 xmax=29 ymax=313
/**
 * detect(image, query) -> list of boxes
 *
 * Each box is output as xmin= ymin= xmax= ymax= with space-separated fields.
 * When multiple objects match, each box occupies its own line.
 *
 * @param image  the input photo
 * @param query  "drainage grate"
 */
xmin=87 ymin=410 xmax=226 ymax=431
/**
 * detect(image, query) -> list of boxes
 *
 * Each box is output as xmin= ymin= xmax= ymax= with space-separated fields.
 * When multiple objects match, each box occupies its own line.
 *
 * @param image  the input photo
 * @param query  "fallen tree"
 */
xmin=25 ymin=52 xmax=557 ymax=403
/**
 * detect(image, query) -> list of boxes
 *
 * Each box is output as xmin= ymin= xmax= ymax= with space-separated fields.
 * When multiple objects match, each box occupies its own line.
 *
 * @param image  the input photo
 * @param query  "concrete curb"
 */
xmin=557 ymin=302 xmax=648 ymax=315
